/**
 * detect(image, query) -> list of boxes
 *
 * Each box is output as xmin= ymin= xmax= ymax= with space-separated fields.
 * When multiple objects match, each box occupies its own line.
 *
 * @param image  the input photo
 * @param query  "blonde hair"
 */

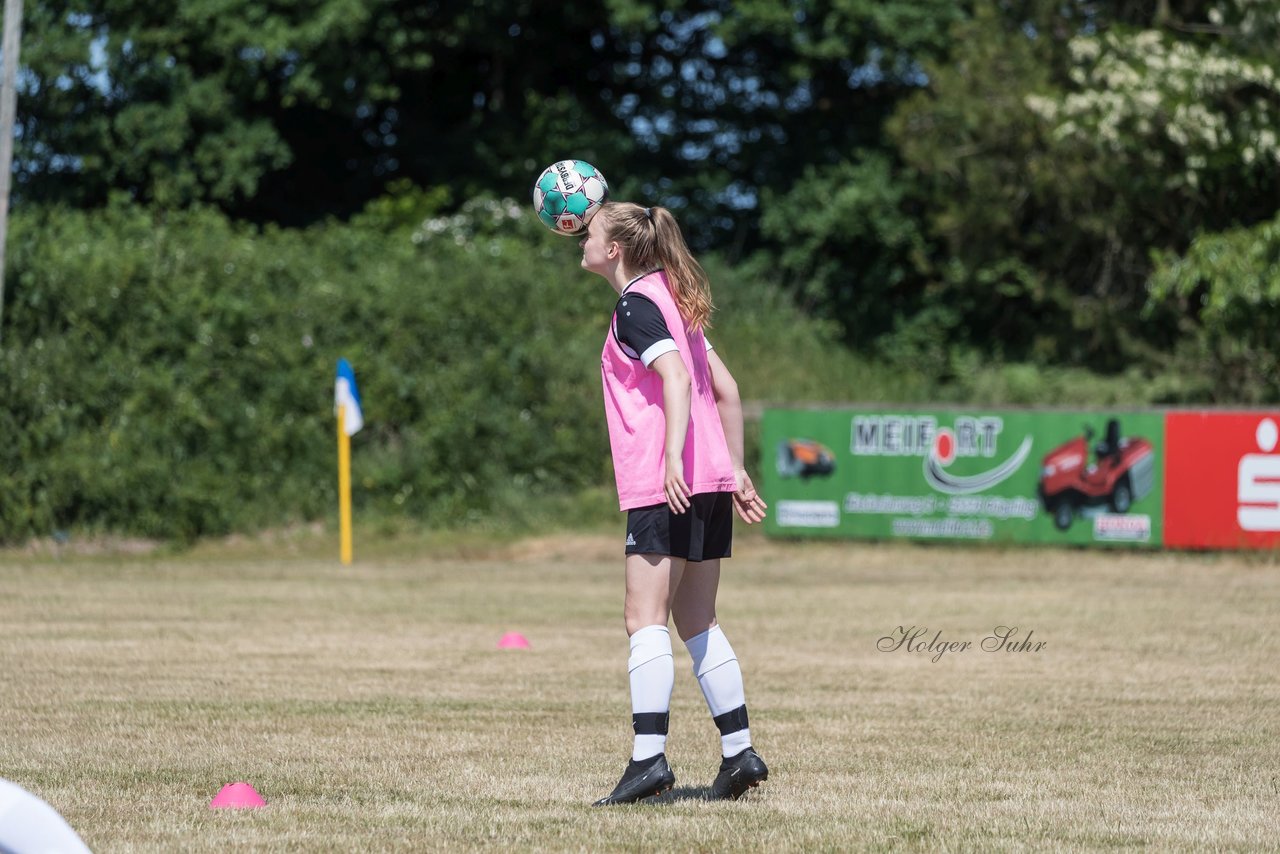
xmin=598 ymin=202 xmax=713 ymax=330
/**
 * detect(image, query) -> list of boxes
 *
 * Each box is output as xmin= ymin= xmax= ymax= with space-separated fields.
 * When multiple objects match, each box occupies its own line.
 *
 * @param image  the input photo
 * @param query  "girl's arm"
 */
xmin=650 ymin=351 xmax=693 ymax=513
xmin=707 ymin=348 xmax=768 ymax=524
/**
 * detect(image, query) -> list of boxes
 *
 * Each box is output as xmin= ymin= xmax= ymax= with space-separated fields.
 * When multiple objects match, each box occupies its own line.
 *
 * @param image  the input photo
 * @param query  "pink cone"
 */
xmin=497 ymin=631 xmax=530 ymax=649
xmin=209 ymin=782 xmax=266 ymax=809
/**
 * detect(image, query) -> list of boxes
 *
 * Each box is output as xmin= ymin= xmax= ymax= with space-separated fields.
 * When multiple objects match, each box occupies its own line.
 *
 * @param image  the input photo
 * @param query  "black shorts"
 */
xmin=625 ymin=492 xmax=734 ymax=562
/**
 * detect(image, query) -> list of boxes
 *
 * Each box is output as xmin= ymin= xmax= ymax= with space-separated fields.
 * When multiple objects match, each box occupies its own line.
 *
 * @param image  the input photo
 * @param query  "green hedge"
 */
xmin=1 ymin=200 xmax=613 ymax=542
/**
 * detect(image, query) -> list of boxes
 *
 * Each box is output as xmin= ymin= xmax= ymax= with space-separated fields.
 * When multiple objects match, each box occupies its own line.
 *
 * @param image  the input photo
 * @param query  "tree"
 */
xmin=1148 ymin=212 xmax=1280 ymax=402
xmin=14 ymin=1 xmax=965 ymax=240
xmin=15 ymin=1 xmax=637 ymax=221
xmin=781 ymin=0 xmax=1280 ymax=372
xmin=596 ymin=0 xmax=964 ymax=250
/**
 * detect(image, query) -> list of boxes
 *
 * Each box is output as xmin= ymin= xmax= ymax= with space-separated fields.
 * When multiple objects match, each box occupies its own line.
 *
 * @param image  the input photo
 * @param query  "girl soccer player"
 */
xmin=580 ymin=201 xmax=770 ymax=805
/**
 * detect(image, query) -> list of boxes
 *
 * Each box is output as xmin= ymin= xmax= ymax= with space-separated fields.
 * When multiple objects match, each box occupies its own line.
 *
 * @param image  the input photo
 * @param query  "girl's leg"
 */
xmin=673 ymin=559 xmax=753 ymax=758
xmin=624 ymin=553 xmax=685 ymax=636
xmin=623 ymin=554 xmax=685 ymax=761
xmin=674 ymin=558 xmax=768 ymax=798
xmin=671 ymin=558 xmax=720 ymax=641
xmin=593 ymin=554 xmax=685 ymax=806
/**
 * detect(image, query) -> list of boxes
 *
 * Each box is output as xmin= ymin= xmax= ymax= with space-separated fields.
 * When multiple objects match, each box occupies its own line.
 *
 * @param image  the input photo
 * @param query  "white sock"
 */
xmin=685 ymin=624 xmax=752 ymax=757
xmin=628 ymin=624 xmax=674 ymax=761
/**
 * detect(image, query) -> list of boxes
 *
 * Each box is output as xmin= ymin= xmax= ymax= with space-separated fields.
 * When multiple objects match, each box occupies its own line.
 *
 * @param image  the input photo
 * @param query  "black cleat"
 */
xmin=592 ymin=754 xmax=676 ymax=806
xmin=708 ymin=747 xmax=768 ymax=800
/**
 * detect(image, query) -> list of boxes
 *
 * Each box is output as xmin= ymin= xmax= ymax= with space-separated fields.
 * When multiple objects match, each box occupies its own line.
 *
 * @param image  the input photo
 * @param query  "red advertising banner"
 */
xmin=1164 ymin=412 xmax=1280 ymax=549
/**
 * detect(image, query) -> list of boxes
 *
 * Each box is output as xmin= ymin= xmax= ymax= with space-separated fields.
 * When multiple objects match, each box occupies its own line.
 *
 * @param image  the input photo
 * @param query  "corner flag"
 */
xmin=334 ymin=358 xmax=363 ymax=435
xmin=334 ymin=358 xmax=362 ymax=564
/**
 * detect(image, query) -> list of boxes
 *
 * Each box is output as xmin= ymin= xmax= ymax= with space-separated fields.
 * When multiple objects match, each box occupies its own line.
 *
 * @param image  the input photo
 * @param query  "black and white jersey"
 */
xmin=614 ymin=287 xmax=714 ymax=369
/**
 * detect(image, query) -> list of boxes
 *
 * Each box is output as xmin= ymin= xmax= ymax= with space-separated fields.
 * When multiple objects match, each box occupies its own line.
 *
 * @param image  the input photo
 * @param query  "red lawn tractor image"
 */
xmin=1037 ymin=418 xmax=1155 ymax=530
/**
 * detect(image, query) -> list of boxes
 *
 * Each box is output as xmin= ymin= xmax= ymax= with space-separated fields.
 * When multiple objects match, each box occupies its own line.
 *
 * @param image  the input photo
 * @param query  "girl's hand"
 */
xmin=732 ymin=469 xmax=768 ymax=524
xmin=664 ymin=457 xmax=692 ymax=514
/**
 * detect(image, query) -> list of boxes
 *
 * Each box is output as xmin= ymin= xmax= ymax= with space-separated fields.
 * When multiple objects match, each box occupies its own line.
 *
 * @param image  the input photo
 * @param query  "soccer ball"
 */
xmin=532 ymin=160 xmax=609 ymax=236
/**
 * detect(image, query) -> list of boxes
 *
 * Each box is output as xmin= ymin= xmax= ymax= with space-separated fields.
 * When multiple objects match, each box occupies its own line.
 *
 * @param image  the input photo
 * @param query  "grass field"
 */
xmin=3 ymin=529 xmax=1278 ymax=852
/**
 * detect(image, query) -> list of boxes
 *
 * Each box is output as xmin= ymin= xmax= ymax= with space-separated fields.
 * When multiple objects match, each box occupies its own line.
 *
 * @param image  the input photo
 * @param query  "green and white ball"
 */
xmin=532 ymin=160 xmax=609 ymax=235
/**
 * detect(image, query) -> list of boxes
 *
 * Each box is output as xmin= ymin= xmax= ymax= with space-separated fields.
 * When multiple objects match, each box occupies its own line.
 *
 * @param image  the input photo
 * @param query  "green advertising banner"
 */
xmin=761 ymin=408 xmax=1165 ymax=547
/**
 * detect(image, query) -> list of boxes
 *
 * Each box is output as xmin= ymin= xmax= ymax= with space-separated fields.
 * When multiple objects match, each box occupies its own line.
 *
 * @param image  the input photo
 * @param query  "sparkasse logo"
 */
xmin=1165 ymin=411 xmax=1280 ymax=549
xmin=1238 ymin=418 xmax=1280 ymax=532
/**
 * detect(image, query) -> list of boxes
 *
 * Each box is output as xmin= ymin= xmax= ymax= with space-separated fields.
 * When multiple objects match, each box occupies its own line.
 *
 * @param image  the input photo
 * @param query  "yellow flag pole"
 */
xmin=338 ymin=404 xmax=353 ymax=565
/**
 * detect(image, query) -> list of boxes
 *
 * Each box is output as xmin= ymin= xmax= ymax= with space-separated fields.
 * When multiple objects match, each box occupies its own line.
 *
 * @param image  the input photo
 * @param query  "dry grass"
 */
xmin=2 ymin=532 xmax=1279 ymax=852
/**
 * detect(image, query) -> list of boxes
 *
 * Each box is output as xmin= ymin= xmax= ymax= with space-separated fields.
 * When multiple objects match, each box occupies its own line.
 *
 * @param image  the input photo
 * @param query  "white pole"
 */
xmin=0 ymin=0 xmax=24 ymax=345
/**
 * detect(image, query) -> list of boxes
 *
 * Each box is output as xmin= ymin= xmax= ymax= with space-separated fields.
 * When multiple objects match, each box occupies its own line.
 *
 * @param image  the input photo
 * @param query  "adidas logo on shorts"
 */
xmin=626 ymin=533 xmax=637 ymax=547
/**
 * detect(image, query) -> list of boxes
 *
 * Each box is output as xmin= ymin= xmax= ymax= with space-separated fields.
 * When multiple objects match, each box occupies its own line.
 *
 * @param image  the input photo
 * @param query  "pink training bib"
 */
xmin=600 ymin=271 xmax=737 ymax=510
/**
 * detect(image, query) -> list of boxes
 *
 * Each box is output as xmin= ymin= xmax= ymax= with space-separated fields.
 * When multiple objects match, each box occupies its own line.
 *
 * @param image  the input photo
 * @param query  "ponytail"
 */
xmin=597 ymin=202 xmax=714 ymax=330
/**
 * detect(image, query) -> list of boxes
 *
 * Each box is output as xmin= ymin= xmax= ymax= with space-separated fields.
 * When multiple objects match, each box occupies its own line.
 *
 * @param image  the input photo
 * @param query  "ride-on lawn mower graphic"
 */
xmin=777 ymin=439 xmax=837 ymax=479
xmin=1037 ymin=418 xmax=1155 ymax=530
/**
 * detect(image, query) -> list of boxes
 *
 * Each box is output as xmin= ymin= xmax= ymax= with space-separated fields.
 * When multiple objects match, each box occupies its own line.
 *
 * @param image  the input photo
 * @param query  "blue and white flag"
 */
xmin=334 ymin=358 xmax=364 ymax=435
